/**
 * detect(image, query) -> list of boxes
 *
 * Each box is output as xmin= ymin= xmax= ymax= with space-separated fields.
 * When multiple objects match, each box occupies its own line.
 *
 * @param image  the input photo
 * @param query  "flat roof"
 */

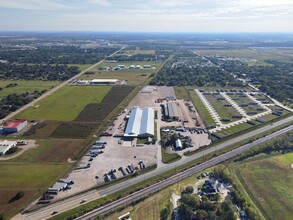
xmin=3 ymin=120 xmax=27 ymax=129
xmin=91 ymin=79 xmax=119 ymax=83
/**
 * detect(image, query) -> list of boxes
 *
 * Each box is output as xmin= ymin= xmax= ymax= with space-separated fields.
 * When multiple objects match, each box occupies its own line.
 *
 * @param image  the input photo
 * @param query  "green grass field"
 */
xmin=0 ymin=163 xmax=71 ymax=218
xmin=126 ymin=49 xmax=156 ymax=55
xmin=236 ymin=153 xmax=293 ymax=220
xmin=228 ymin=93 xmax=265 ymax=114
xmin=188 ymin=89 xmax=215 ymax=126
xmin=10 ymin=139 xmax=86 ymax=164
xmin=0 ymin=138 xmax=84 ymax=218
xmin=204 ymin=93 xmax=240 ymax=122
xmin=174 ymin=87 xmax=190 ymax=100
xmin=161 ymin=147 xmax=181 ymax=164
xmin=245 ymin=61 xmax=273 ymax=66
xmin=15 ymin=86 xmax=112 ymax=121
xmin=0 ymin=80 xmax=59 ymax=98
xmin=79 ymin=61 xmax=163 ymax=85
xmin=196 ymin=48 xmax=293 ymax=63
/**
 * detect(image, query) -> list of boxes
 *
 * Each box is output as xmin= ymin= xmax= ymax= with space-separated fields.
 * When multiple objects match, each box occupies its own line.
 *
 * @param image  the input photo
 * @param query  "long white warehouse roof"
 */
xmin=124 ymin=107 xmax=154 ymax=137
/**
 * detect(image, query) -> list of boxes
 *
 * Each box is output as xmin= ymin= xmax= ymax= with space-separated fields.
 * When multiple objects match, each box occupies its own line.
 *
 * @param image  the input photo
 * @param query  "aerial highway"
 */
xmin=15 ymin=115 xmax=293 ymax=220
xmin=0 ymin=46 xmax=125 ymax=125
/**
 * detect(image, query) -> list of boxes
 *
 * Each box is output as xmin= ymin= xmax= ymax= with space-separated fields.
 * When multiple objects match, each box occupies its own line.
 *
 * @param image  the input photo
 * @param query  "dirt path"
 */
xmin=0 ymin=140 xmax=38 ymax=161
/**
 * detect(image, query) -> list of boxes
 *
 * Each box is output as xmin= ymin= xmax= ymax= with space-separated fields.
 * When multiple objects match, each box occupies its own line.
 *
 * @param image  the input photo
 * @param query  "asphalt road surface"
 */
xmin=15 ymin=115 xmax=293 ymax=220
xmin=0 ymin=47 xmax=124 ymax=125
xmin=77 ymin=124 xmax=293 ymax=220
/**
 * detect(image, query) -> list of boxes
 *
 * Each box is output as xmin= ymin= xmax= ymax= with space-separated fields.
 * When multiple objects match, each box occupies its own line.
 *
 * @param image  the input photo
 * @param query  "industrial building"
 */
xmin=124 ymin=107 xmax=154 ymax=138
xmin=3 ymin=119 xmax=28 ymax=134
xmin=0 ymin=140 xmax=17 ymax=155
xmin=89 ymin=79 xmax=119 ymax=85
xmin=163 ymin=102 xmax=180 ymax=121
xmin=72 ymin=79 xmax=120 ymax=86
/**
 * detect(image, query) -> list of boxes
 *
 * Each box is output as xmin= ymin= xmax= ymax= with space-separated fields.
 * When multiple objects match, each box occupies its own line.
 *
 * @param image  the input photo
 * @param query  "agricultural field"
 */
xmin=15 ymin=86 xmax=112 ymax=121
xmin=75 ymin=86 xmax=134 ymax=122
xmin=126 ymin=49 xmax=156 ymax=55
xmin=0 ymin=80 xmax=59 ymax=98
xmin=0 ymin=137 xmax=85 ymax=218
xmin=196 ymin=48 xmax=293 ymax=63
xmin=78 ymin=61 xmax=163 ymax=85
xmin=235 ymin=153 xmax=293 ymax=220
xmin=0 ymin=164 xmax=70 ymax=218
xmin=50 ymin=122 xmax=98 ymax=139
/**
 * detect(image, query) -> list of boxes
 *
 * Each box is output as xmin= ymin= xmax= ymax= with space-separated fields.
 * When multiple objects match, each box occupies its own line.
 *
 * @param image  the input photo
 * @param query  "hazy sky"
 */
xmin=0 ymin=0 xmax=292 ymax=32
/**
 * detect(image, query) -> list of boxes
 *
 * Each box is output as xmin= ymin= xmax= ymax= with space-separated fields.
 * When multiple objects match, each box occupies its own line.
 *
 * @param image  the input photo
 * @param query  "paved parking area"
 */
xmin=54 ymin=135 xmax=157 ymax=200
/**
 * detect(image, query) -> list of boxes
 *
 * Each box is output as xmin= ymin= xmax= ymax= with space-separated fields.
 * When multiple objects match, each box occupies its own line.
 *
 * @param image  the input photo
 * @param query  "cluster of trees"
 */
xmin=213 ymin=167 xmax=260 ymax=220
xmin=212 ymin=58 xmax=293 ymax=102
xmin=0 ymin=46 xmax=117 ymax=64
xmin=0 ymin=91 xmax=45 ymax=119
xmin=150 ymin=55 xmax=239 ymax=87
xmin=177 ymin=186 xmax=237 ymax=220
xmin=0 ymin=63 xmax=79 ymax=81
xmin=236 ymin=131 xmax=293 ymax=161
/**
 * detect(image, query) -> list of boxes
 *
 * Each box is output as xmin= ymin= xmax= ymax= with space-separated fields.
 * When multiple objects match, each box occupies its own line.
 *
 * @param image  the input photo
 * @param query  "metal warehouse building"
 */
xmin=0 ymin=140 xmax=17 ymax=156
xmin=163 ymin=102 xmax=179 ymax=120
xmin=3 ymin=119 xmax=28 ymax=134
xmin=124 ymin=107 xmax=154 ymax=138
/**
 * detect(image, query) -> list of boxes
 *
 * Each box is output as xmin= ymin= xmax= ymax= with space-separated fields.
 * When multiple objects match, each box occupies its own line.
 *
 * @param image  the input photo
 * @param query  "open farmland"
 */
xmin=75 ymin=86 xmax=134 ymax=122
xmin=236 ymin=153 xmax=293 ymax=220
xmin=51 ymin=122 xmax=98 ymax=139
xmin=78 ymin=61 xmax=162 ymax=85
xmin=10 ymin=139 xmax=86 ymax=164
xmin=0 ymin=138 xmax=85 ymax=218
xmin=196 ymin=48 xmax=293 ymax=63
xmin=15 ymin=86 xmax=112 ymax=121
xmin=0 ymin=164 xmax=71 ymax=219
xmin=0 ymin=80 xmax=59 ymax=98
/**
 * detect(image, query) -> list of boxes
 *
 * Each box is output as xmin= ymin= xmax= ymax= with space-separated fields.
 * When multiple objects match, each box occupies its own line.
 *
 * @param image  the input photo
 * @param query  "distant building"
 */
xmin=0 ymin=140 xmax=17 ymax=155
xmin=98 ymin=66 xmax=110 ymax=71
xmin=3 ymin=119 xmax=28 ymax=134
xmin=124 ymin=107 xmax=154 ymax=138
xmin=89 ymin=79 xmax=119 ymax=85
xmin=175 ymin=139 xmax=182 ymax=150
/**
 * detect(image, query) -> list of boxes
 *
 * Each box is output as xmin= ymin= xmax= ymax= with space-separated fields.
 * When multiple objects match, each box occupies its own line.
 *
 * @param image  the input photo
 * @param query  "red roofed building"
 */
xmin=3 ymin=119 xmax=28 ymax=134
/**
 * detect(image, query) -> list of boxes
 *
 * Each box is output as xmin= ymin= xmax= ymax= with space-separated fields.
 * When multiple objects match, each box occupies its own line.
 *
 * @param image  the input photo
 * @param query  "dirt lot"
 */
xmin=129 ymin=86 xmax=176 ymax=108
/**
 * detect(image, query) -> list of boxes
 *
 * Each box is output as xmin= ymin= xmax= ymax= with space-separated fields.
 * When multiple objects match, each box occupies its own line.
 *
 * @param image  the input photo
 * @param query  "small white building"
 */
xmin=0 ymin=140 xmax=17 ymax=156
xmin=175 ymin=139 xmax=182 ymax=150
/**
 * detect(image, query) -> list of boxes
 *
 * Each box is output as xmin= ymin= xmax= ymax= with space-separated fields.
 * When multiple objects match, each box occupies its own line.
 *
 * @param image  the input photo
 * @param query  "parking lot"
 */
xmin=54 ymin=135 xmax=157 ymax=200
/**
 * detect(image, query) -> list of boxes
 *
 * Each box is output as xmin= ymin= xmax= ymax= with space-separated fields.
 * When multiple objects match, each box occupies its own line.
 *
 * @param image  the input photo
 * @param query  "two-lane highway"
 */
xmin=16 ymin=116 xmax=293 ymax=220
xmin=77 ymin=124 xmax=293 ymax=220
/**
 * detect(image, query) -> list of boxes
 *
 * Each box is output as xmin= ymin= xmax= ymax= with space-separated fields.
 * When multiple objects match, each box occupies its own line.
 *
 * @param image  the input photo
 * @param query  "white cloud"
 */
xmin=0 ymin=0 xmax=73 ymax=10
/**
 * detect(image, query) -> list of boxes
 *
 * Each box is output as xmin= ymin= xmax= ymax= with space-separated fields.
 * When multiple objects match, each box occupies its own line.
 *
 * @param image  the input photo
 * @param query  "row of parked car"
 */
xmin=102 ymin=161 xmax=146 ymax=183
